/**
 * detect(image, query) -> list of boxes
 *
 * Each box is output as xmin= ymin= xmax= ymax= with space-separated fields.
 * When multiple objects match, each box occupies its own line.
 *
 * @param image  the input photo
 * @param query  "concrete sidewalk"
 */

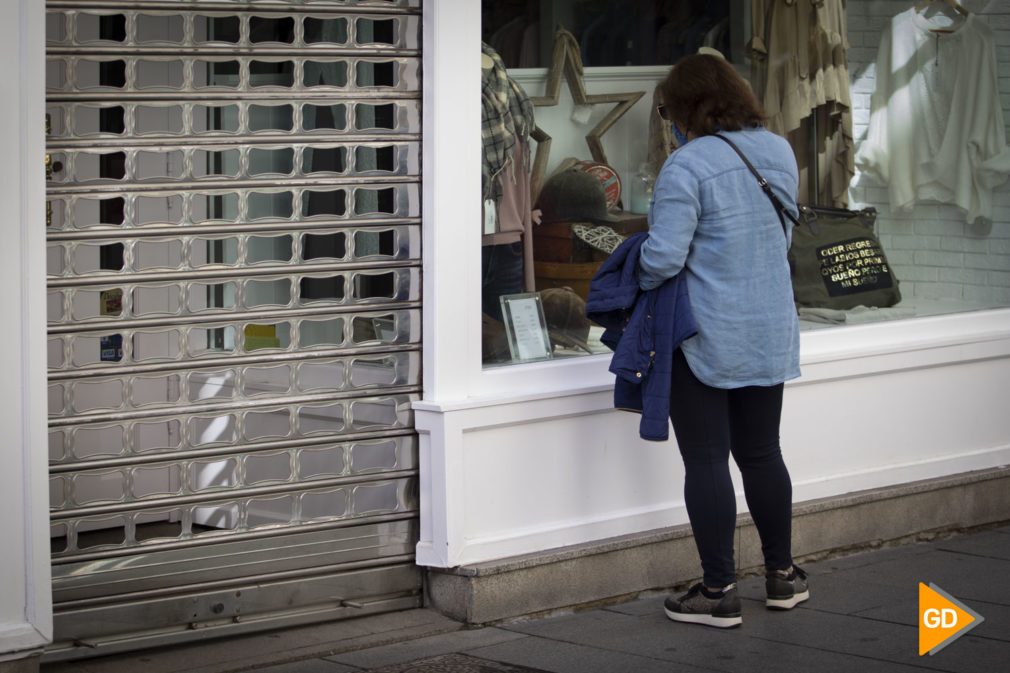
xmin=43 ymin=524 xmax=1010 ymax=673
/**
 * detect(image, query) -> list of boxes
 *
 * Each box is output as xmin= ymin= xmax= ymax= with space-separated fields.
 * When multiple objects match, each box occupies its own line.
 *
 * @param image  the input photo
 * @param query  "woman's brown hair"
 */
xmin=658 ymin=53 xmax=765 ymax=137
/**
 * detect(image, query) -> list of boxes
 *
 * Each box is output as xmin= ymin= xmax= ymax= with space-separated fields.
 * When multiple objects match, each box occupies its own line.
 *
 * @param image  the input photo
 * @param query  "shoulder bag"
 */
xmin=713 ymin=134 xmax=901 ymax=310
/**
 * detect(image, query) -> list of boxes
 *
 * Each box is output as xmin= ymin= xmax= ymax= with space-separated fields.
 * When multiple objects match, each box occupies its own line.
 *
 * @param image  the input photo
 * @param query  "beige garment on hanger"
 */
xmin=750 ymin=0 xmax=854 ymax=206
xmin=647 ymin=86 xmax=677 ymax=179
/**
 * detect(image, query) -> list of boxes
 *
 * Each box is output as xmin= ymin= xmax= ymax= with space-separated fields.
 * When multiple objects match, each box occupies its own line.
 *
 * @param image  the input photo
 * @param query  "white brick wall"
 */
xmin=847 ymin=0 xmax=1010 ymax=307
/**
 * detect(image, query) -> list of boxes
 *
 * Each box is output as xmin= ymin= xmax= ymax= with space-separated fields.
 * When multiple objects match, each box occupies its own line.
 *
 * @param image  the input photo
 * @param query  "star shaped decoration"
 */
xmin=528 ymin=27 xmax=645 ymax=200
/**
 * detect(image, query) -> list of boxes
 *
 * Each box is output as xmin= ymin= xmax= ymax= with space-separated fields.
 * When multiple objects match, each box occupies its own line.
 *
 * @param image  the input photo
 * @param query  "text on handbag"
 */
xmin=817 ymin=237 xmax=894 ymax=295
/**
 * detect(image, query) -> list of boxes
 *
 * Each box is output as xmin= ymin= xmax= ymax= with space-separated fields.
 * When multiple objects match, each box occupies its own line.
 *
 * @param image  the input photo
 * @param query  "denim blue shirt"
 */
xmin=639 ymin=127 xmax=801 ymax=388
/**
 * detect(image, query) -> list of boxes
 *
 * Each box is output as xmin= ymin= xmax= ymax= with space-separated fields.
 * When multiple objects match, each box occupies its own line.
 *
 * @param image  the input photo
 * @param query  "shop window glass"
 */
xmin=479 ymin=0 xmax=1010 ymax=368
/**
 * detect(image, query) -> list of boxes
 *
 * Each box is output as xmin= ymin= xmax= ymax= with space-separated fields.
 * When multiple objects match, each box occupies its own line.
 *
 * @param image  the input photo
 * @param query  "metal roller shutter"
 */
xmin=44 ymin=0 xmax=423 ymax=659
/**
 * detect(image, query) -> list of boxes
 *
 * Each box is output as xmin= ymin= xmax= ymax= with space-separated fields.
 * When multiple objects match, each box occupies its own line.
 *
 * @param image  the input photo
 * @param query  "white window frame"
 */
xmin=0 ymin=0 xmax=53 ymax=655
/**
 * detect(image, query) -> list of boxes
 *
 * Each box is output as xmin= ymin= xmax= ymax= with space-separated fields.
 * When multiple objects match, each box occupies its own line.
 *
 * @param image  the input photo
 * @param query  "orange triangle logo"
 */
xmin=919 ymin=583 xmax=985 ymax=655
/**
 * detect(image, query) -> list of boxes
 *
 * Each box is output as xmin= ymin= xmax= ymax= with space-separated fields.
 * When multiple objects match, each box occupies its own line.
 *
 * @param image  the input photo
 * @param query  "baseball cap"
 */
xmin=536 ymin=167 xmax=619 ymax=225
xmin=540 ymin=286 xmax=592 ymax=353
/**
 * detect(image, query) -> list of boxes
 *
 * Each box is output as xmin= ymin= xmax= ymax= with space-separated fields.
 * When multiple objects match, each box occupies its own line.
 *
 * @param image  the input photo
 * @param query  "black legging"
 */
xmin=668 ymin=348 xmax=794 ymax=588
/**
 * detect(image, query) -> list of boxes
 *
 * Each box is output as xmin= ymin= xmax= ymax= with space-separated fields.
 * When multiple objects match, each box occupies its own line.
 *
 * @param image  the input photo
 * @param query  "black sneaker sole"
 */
xmin=766 ymin=589 xmax=810 ymax=610
xmin=664 ymin=606 xmax=742 ymax=628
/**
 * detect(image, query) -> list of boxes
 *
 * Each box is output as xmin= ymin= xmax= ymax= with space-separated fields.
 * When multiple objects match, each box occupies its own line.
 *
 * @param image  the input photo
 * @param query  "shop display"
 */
xmin=485 ymin=285 xmax=592 ymax=363
xmin=789 ymin=205 xmax=901 ymax=310
xmin=749 ymin=0 xmax=854 ymax=205
xmin=571 ymin=224 xmax=624 ymax=256
xmin=500 ymin=292 xmax=553 ymax=362
xmin=854 ymin=4 xmax=1010 ymax=224
xmin=482 ymin=312 xmax=511 ymax=362
xmin=540 ymin=286 xmax=592 ymax=353
xmin=481 ymin=41 xmax=535 ymax=338
xmin=483 ymin=1 xmax=730 ymax=69
xmin=481 ymin=23 xmax=647 ymax=363
xmin=629 ymin=163 xmax=656 ymax=215
xmin=533 ymin=167 xmax=623 ymax=301
xmin=570 ymin=160 xmax=622 ymax=211
xmin=481 ymin=42 xmax=533 ymax=228
xmin=647 ymin=87 xmax=677 ymax=178
xmin=535 ymin=167 xmax=618 ymax=226
xmin=527 ymin=27 xmax=644 ymax=199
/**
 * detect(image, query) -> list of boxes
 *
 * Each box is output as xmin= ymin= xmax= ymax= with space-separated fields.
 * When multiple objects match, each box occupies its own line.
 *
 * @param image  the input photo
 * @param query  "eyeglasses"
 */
xmin=656 ymin=105 xmax=673 ymax=121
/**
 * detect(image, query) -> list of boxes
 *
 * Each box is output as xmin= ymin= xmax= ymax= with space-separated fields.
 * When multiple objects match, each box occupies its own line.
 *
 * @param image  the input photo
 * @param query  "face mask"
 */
xmin=672 ymin=123 xmax=690 ymax=148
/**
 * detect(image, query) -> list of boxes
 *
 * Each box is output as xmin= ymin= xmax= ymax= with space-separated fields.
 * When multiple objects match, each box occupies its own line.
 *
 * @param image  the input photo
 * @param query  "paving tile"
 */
xmin=498 ymin=599 xmax=929 ymax=673
xmin=500 ymin=606 xmax=654 ymax=641
xmin=953 ymin=600 xmax=1010 ymax=643
xmin=824 ymin=550 xmax=1010 ymax=606
xmin=933 ymin=529 xmax=1010 ymax=561
xmin=466 ymin=635 xmax=711 ymax=673
xmin=609 ymin=550 xmax=923 ymax=618
xmin=742 ymin=603 xmax=1010 ymax=672
xmin=247 ymin=659 xmax=360 ymax=673
xmin=602 ymin=594 xmax=667 ymax=617
xmin=364 ymin=653 xmax=552 ymax=673
xmin=855 ymin=595 xmax=1010 ymax=642
xmin=744 ymin=566 xmax=906 ymax=616
xmin=659 ymin=569 xmax=907 ymax=621
xmin=799 ymin=542 xmax=935 ymax=575
xmin=327 ymin=628 xmax=527 ymax=670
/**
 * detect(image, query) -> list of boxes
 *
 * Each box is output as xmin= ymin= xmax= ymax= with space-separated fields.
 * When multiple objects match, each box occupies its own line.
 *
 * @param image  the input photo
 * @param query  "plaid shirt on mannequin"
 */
xmin=481 ymin=42 xmax=535 ymax=205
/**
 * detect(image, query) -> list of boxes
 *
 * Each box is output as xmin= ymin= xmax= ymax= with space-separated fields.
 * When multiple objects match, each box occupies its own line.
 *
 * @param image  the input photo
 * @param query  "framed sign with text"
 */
xmin=499 ymin=292 xmax=553 ymax=363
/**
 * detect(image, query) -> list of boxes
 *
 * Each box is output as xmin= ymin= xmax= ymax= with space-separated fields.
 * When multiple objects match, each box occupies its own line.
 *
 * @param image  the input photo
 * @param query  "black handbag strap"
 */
xmin=712 ymin=134 xmax=800 ymax=236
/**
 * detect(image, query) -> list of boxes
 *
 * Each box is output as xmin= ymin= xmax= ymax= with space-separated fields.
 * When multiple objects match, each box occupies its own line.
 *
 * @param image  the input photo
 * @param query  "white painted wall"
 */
xmin=417 ymin=0 xmax=1010 ymax=569
xmin=0 ymin=0 xmax=53 ymax=661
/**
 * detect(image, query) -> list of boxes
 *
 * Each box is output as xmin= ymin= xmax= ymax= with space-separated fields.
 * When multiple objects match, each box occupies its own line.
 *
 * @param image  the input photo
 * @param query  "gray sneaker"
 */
xmin=664 ymin=582 xmax=742 ymax=628
xmin=766 ymin=565 xmax=809 ymax=610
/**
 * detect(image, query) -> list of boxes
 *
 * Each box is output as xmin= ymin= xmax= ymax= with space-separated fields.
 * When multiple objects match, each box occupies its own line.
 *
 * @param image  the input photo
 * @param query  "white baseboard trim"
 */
xmin=432 ymin=448 xmax=1010 ymax=568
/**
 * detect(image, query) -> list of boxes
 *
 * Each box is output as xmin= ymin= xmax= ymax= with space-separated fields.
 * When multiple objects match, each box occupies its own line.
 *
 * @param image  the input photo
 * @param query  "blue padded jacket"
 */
xmin=585 ymin=233 xmax=697 ymax=441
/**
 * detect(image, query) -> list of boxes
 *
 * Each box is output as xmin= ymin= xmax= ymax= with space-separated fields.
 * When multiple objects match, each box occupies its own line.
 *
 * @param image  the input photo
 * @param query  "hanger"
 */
xmin=915 ymin=0 xmax=969 ymax=18
xmin=915 ymin=0 xmax=969 ymax=34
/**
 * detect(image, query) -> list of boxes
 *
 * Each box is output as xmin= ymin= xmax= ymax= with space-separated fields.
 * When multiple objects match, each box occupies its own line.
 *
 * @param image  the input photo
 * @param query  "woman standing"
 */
xmin=640 ymin=53 xmax=807 ymax=628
